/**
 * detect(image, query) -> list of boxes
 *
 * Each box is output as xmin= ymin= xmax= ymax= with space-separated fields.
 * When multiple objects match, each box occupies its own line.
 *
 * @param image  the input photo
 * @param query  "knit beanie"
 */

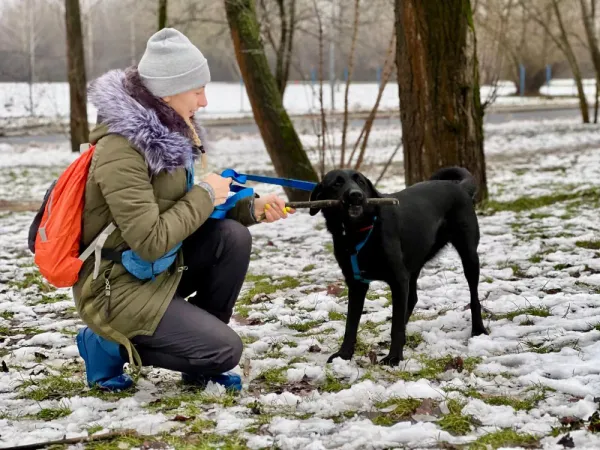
xmin=138 ymin=28 xmax=211 ymax=97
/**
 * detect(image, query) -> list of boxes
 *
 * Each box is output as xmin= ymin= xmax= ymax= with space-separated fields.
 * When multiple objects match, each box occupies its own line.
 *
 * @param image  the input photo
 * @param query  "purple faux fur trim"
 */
xmin=88 ymin=68 xmax=209 ymax=175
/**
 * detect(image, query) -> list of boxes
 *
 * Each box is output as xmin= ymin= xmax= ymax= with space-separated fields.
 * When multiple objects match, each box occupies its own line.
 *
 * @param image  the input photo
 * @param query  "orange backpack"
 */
xmin=28 ymin=144 xmax=98 ymax=288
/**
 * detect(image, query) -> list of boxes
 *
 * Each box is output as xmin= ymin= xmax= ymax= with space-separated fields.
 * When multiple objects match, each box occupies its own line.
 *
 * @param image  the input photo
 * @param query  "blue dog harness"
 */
xmin=348 ymin=217 xmax=378 ymax=284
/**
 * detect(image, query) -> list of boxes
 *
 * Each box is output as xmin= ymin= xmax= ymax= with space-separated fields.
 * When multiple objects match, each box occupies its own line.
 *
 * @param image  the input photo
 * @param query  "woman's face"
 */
xmin=163 ymin=87 xmax=208 ymax=119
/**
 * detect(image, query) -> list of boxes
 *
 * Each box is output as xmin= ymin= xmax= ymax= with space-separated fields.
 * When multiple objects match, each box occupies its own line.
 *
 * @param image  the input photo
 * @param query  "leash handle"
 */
xmin=220 ymin=169 xmax=317 ymax=192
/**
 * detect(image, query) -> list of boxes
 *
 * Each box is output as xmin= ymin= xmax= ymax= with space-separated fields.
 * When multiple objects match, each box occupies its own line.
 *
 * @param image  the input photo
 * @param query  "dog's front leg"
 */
xmin=327 ymin=281 xmax=369 ymax=363
xmin=380 ymin=277 xmax=409 ymax=366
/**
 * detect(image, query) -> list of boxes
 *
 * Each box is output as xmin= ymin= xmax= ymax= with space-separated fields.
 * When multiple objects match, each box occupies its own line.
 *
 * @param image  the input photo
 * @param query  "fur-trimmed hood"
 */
xmin=88 ymin=67 xmax=207 ymax=175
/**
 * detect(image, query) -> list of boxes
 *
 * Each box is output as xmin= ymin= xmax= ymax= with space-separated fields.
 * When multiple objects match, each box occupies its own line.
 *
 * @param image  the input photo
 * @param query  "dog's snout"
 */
xmin=348 ymin=190 xmax=364 ymax=203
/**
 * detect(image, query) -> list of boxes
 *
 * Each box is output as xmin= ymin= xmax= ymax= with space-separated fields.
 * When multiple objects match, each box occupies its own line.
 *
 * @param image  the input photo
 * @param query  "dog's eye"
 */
xmin=334 ymin=177 xmax=344 ymax=187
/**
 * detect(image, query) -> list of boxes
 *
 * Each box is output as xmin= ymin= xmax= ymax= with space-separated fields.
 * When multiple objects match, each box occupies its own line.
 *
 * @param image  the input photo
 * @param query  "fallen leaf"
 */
xmin=172 ymin=414 xmax=194 ymax=422
xmin=557 ymin=433 xmax=575 ymax=448
xmin=368 ymin=350 xmax=378 ymax=365
xmin=415 ymin=398 xmax=436 ymax=416
xmin=411 ymin=414 xmax=439 ymax=422
xmin=444 ymin=356 xmax=464 ymax=373
xmin=34 ymin=352 xmax=48 ymax=360
xmin=327 ymin=284 xmax=344 ymax=296
xmin=308 ymin=345 xmax=321 ymax=353
xmin=1 ymin=361 xmax=8 ymax=373
xmin=243 ymin=358 xmax=251 ymax=378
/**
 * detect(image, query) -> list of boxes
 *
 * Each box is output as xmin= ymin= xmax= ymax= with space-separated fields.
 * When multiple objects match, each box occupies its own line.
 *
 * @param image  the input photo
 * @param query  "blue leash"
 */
xmin=209 ymin=168 xmax=317 ymax=219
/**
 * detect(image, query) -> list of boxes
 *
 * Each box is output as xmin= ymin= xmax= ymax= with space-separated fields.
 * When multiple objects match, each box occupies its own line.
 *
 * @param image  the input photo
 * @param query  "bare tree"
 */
xmin=339 ymin=0 xmax=360 ymax=168
xmin=65 ymin=0 xmax=89 ymax=152
xmin=519 ymin=0 xmax=589 ymax=122
xmin=224 ymin=0 xmax=318 ymax=201
xmin=579 ymin=0 xmax=600 ymax=122
xmin=158 ymin=0 xmax=168 ymax=30
xmin=395 ymin=0 xmax=488 ymax=202
xmin=258 ymin=0 xmax=297 ymax=96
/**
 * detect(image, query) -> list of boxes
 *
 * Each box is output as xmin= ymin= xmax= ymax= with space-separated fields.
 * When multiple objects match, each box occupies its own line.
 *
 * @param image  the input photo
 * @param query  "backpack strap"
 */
xmin=80 ymin=223 xmax=117 ymax=280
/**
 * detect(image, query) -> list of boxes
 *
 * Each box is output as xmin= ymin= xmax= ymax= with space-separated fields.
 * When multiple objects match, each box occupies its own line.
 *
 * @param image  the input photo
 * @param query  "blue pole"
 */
xmin=546 ymin=64 xmax=552 ymax=89
xmin=310 ymin=68 xmax=316 ymax=87
xmin=376 ymin=67 xmax=382 ymax=88
xmin=519 ymin=64 xmax=525 ymax=97
xmin=344 ymin=67 xmax=348 ymax=82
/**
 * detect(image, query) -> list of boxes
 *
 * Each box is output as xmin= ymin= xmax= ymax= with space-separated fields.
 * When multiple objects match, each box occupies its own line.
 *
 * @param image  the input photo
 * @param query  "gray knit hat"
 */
xmin=138 ymin=28 xmax=211 ymax=97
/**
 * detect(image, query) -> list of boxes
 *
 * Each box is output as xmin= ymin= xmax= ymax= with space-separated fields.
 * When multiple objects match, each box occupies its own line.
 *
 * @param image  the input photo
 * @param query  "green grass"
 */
xmin=302 ymin=264 xmax=316 ymax=272
xmin=468 ymin=429 xmax=540 ymax=449
xmin=480 ymin=187 xmax=600 ymax=214
xmin=445 ymin=386 xmax=547 ymax=411
xmin=328 ymin=311 xmax=345 ymax=321
xmin=8 ymin=272 xmax=54 ymax=293
xmin=438 ymin=399 xmax=474 ymax=435
xmin=37 ymin=293 xmax=70 ymax=304
xmin=372 ymin=397 xmax=421 ymax=426
xmin=239 ymin=275 xmax=301 ymax=304
xmin=0 ymin=311 xmax=14 ymax=320
xmin=485 ymin=305 xmax=551 ymax=322
xmin=19 ymin=375 xmax=85 ymax=401
xmin=35 ymin=405 xmax=71 ymax=421
xmin=253 ymin=366 xmax=287 ymax=388
xmin=576 ymin=240 xmax=600 ymax=250
xmin=287 ymin=320 xmax=325 ymax=332
xmin=320 ymin=372 xmax=350 ymax=393
xmin=397 ymin=355 xmax=482 ymax=381
xmin=405 ymin=332 xmax=425 ymax=350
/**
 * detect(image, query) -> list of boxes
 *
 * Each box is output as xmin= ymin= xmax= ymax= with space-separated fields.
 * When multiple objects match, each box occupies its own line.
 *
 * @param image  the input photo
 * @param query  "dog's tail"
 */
xmin=429 ymin=167 xmax=477 ymax=199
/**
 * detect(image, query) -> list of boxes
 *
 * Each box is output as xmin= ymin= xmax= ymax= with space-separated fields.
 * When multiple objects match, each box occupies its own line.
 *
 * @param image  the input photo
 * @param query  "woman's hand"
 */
xmin=254 ymin=194 xmax=295 ymax=223
xmin=202 ymin=173 xmax=232 ymax=206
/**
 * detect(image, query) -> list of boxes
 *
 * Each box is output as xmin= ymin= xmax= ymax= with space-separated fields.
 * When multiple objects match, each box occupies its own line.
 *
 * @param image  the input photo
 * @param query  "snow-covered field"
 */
xmin=0 ymin=79 xmax=588 ymax=130
xmin=2 ymin=119 xmax=600 ymax=448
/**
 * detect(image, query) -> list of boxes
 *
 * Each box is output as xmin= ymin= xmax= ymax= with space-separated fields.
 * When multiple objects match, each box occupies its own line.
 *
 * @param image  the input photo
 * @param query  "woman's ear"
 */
xmin=309 ymin=182 xmax=324 ymax=216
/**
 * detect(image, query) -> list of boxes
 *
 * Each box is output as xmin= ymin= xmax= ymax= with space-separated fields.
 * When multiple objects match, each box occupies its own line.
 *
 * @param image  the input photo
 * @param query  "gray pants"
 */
xmin=130 ymin=219 xmax=251 ymax=376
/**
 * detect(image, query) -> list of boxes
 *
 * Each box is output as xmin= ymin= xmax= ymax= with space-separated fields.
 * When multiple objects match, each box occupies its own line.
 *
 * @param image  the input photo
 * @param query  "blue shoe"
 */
xmin=76 ymin=327 xmax=133 ymax=391
xmin=182 ymin=371 xmax=242 ymax=391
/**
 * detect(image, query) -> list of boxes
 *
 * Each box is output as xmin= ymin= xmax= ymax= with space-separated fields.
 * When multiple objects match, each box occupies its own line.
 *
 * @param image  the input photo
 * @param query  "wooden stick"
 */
xmin=258 ymin=197 xmax=399 ymax=221
xmin=1 ymin=430 xmax=139 ymax=450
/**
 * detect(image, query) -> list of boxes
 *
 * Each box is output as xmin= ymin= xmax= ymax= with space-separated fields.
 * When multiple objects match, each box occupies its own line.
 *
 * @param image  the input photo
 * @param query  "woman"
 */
xmin=74 ymin=28 xmax=292 ymax=392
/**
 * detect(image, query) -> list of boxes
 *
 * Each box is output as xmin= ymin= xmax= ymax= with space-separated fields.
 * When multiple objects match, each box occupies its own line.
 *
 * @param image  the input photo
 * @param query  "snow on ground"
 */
xmin=1 ymin=119 xmax=600 ymax=448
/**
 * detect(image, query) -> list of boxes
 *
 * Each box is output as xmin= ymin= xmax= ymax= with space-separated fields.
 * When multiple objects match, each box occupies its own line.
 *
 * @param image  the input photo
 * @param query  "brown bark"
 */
xmin=65 ymin=0 xmax=89 ymax=153
xmin=224 ymin=0 xmax=318 ymax=201
xmin=395 ymin=0 xmax=487 ymax=202
xmin=580 ymin=0 xmax=600 ymax=122
xmin=158 ymin=0 xmax=168 ymax=30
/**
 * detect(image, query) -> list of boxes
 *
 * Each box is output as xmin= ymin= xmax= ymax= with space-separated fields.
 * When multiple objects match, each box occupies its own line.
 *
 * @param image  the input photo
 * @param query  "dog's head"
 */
xmin=309 ymin=169 xmax=379 ymax=221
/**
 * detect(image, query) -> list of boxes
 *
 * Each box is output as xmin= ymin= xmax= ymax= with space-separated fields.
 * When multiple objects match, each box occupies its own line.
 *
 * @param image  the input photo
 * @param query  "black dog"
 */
xmin=310 ymin=167 xmax=488 ymax=366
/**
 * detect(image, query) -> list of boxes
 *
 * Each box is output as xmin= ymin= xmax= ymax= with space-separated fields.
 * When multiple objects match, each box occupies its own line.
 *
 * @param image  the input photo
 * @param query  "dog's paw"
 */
xmin=471 ymin=326 xmax=489 ymax=337
xmin=379 ymin=354 xmax=402 ymax=366
xmin=327 ymin=352 xmax=353 ymax=363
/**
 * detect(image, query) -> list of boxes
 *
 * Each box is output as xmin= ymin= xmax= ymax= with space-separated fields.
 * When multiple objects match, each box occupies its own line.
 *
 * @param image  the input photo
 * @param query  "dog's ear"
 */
xmin=309 ymin=182 xmax=323 ymax=216
xmin=362 ymin=174 xmax=381 ymax=198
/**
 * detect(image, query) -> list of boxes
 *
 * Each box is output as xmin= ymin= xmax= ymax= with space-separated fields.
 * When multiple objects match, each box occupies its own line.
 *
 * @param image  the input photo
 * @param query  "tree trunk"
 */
xmin=224 ymin=0 xmax=318 ymax=201
xmin=580 ymin=0 xmax=600 ymax=123
xmin=395 ymin=0 xmax=487 ymax=202
xmin=274 ymin=0 xmax=295 ymax=96
xmin=65 ymin=0 xmax=89 ymax=153
xmin=551 ymin=0 xmax=589 ymax=123
xmin=158 ymin=0 xmax=168 ymax=30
